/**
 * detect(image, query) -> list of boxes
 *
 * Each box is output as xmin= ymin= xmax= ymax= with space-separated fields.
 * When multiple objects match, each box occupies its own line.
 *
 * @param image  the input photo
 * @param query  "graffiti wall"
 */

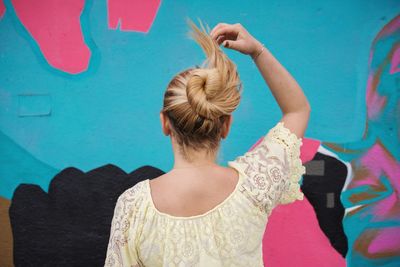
xmin=0 ymin=0 xmax=399 ymax=266
xmin=325 ymin=16 xmax=400 ymax=266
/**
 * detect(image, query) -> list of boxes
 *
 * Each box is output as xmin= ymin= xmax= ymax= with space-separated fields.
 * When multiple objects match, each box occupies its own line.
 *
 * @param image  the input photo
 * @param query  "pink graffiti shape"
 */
xmin=263 ymin=198 xmax=345 ymax=266
xmin=300 ymin=138 xmax=321 ymax=163
xmin=261 ymin=141 xmax=344 ymax=266
xmin=108 ymin=0 xmax=161 ymax=33
xmin=0 ymin=0 xmax=5 ymax=18
xmin=368 ymin=227 xmax=400 ymax=254
xmin=348 ymin=141 xmax=400 ymax=256
xmin=366 ymin=73 xmax=386 ymax=119
xmin=11 ymin=0 xmax=91 ymax=74
xmin=358 ymin=143 xmax=400 ymax=218
xmin=376 ymin=16 xmax=400 ymax=42
xmin=390 ymin=46 xmax=400 ymax=74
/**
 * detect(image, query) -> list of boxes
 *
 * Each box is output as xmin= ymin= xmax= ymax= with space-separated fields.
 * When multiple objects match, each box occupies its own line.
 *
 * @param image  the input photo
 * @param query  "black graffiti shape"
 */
xmin=9 ymin=164 xmax=164 ymax=267
xmin=301 ymin=152 xmax=349 ymax=257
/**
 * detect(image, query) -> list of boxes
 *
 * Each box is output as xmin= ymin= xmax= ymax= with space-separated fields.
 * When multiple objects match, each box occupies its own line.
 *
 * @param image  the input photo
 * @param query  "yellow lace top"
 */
xmin=104 ymin=122 xmax=305 ymax=267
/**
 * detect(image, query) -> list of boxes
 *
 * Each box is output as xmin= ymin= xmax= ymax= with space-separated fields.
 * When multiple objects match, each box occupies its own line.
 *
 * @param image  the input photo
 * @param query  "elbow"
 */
xmin=300 ymin=102 xmax=311 ymax=122
xmin=295 ymin=102 xmax=310 ymax=116
xmin=282 ymin=101 xmax=311 ymax=118
xmin=304 ymin=102 xmax=311 ymax=114
xmin=300 ymin=97 xmax=311 ymax=113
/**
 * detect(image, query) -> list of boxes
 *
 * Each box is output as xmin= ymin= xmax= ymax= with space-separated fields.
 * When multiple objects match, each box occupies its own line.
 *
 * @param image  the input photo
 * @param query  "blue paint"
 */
xmin=341 ymin=176 xmax=393 ymax=207
xmin=0 ymin=0 xmax=399 ymax=202
xmin=0 ymin=131 xmax=59 ymax=198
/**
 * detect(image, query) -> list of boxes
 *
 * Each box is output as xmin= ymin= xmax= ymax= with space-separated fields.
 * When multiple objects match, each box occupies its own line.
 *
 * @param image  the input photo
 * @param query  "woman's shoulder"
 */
xmin=116 ymin=180 xmax=148 ymax=209
xmin=122 ymin=179 xmax=147 ymax=194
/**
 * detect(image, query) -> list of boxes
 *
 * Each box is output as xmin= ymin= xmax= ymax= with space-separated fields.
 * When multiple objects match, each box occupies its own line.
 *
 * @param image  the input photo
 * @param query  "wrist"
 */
xmin=250 ymin=42 xmax=265 ymax=60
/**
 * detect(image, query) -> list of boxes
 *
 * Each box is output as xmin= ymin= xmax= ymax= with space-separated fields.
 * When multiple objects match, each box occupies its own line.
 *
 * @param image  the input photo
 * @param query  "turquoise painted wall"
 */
xmin=0 ymin=0 xmax=398 ymax=199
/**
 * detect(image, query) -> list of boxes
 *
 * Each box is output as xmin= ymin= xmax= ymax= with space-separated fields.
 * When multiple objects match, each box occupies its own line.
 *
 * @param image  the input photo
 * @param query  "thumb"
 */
xmin=222 ymin=40 xmax=245 ymax=52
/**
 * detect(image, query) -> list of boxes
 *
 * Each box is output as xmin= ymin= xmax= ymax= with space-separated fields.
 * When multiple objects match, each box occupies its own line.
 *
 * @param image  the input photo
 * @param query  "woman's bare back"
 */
xmin=149 ymin=165 xmax=239 ymax=217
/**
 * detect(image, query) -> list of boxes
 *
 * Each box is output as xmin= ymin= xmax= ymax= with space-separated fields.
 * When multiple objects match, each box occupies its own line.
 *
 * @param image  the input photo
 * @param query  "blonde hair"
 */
xmin=162 ymin=19 xmax=242 ymax=161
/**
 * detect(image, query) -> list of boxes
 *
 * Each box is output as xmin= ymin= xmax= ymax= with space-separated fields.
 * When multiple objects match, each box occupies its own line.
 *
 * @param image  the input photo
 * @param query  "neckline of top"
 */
xmin=145 ymin=166 xmax=242 ymax=220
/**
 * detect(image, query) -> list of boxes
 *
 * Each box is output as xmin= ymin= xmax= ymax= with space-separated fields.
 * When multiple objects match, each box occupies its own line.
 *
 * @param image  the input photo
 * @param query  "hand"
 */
xmin=210 ymin=23 xmax=263 ymax=58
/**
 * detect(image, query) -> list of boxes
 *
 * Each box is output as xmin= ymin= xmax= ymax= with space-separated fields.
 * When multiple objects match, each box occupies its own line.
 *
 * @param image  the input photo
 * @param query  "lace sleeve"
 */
xmin=228 ymin=122 xmax=305 ymax=214
xmin=266 ymin=122 xmax=305 ymax=204
xmin=104 ymin=187 xmax=142 ymax=267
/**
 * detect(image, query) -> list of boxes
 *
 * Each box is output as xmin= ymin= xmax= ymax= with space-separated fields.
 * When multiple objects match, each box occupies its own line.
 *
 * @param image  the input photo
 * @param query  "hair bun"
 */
xmin=186 ymin=68 xmax=226 ymax=119
xmin=161 ymin=19 xmax=242 ymax=160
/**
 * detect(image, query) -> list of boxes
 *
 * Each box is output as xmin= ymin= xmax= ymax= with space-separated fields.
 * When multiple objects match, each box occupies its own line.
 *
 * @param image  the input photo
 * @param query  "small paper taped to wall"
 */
xmin=18 ymin=94 xmax=51 ymax=117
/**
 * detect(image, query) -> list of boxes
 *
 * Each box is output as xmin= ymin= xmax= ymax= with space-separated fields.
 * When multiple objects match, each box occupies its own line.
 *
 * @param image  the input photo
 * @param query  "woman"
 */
xmin=105 ymin=20 xmax=310 ymax=267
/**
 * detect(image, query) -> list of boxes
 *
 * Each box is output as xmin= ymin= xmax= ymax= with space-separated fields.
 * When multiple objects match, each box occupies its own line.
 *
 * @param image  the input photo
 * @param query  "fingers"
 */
xmin=210 ymin=23 xmax=228 ymax=37
xmin=216 ymin=34 xmax=227 ymax=45
xmin=210 ymin=23 xmax=249 ymax=54
xmin=222 ymin=39 xmax=240 ymax=50
xmin=222 ymin=40 xmax=236 ymax=49
xmin=210 ymin=23 xmax=240 ymax=40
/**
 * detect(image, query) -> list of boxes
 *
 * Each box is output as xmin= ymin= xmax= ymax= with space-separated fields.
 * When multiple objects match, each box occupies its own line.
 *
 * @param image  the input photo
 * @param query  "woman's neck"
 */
xmin=173 ymin=158 xmax=217 ymax=170
xmin=171 ymin=144 xmax=218 ymax=170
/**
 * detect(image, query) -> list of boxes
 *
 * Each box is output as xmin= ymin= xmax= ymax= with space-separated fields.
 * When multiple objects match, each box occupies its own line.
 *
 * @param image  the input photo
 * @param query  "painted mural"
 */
xmin=324 ymin=16 xmax=400 ymax=266
xmin=0 ymin=0 xmax=399 ymax=266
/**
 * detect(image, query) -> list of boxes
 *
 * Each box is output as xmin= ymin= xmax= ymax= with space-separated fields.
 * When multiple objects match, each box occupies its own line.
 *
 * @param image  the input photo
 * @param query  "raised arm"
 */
xmin=210 ymin=23 xmax=310 ymax=138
